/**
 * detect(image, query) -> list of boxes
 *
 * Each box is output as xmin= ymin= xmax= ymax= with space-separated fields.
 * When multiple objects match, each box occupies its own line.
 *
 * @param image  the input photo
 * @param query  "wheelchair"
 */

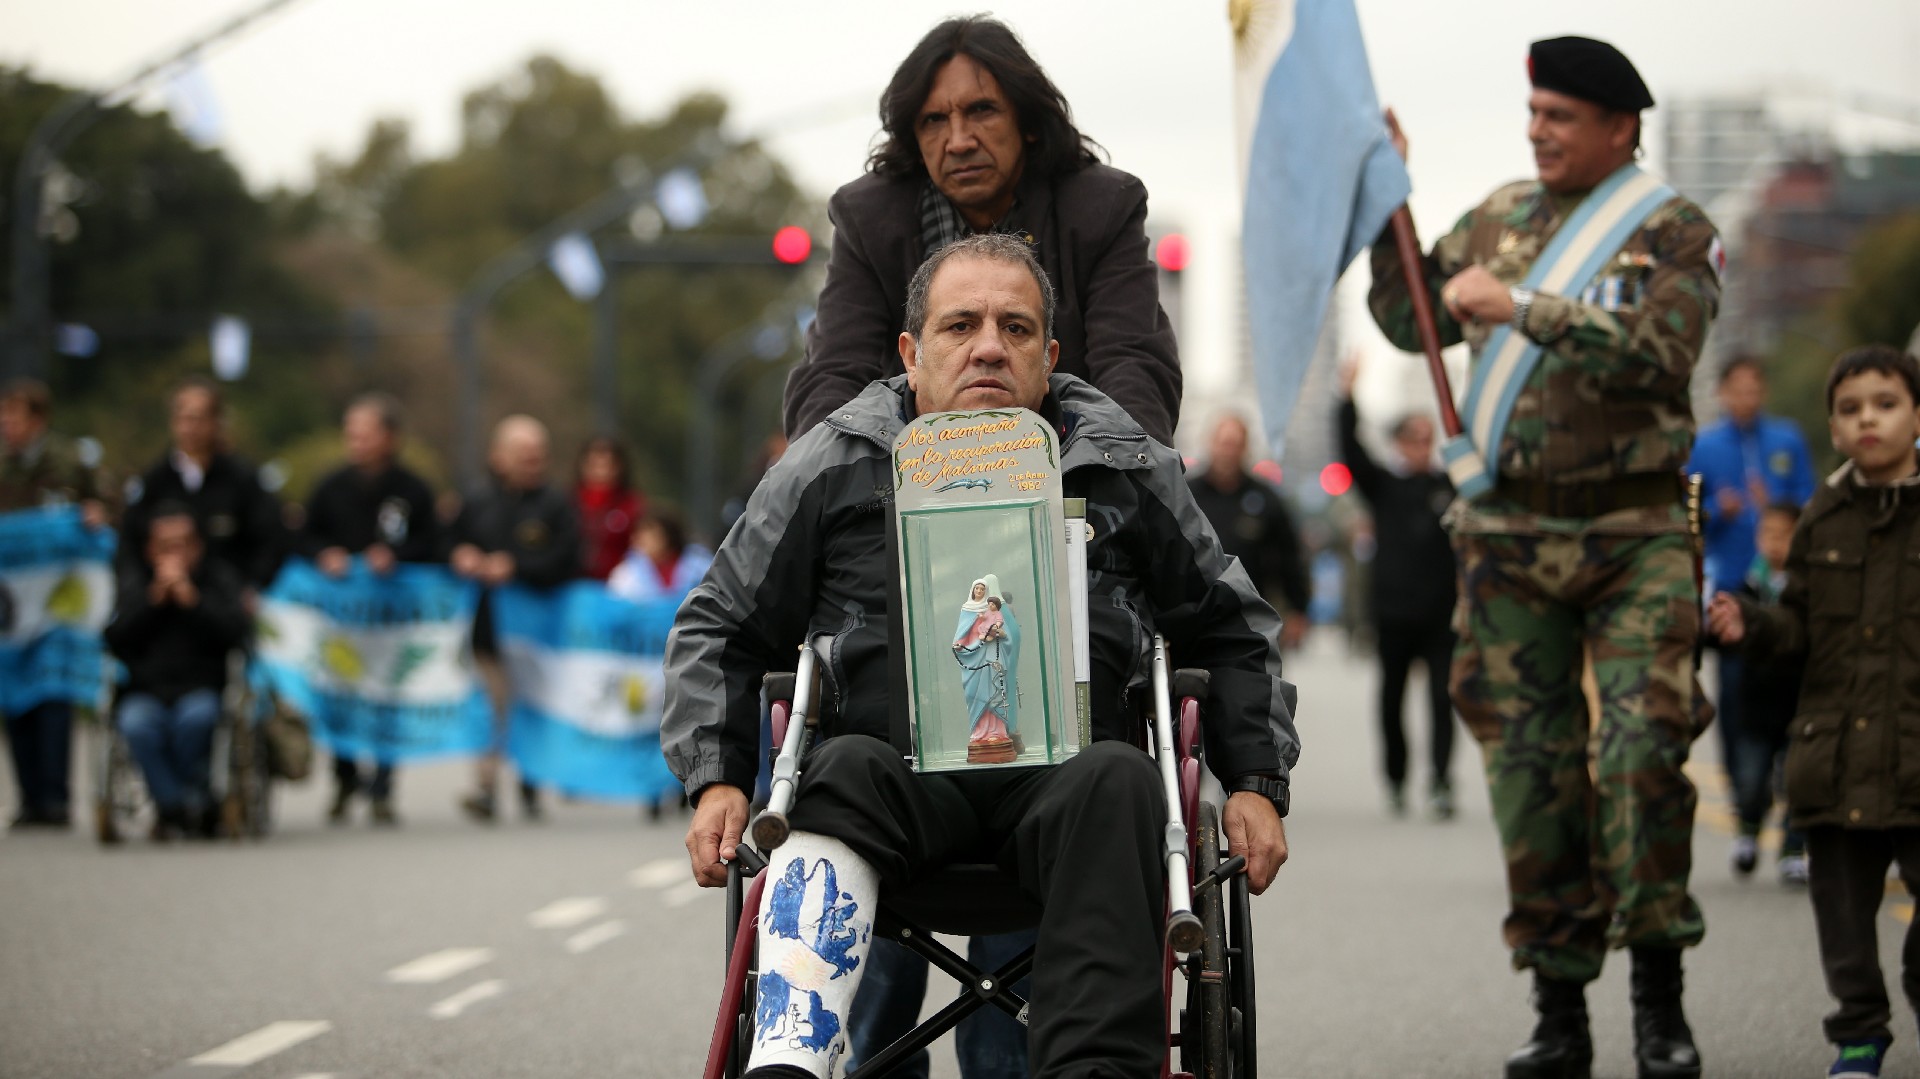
xmin=92 ymin=653 xmax=276 ymax=845
xmin=703 ymin=634 xmax=1260 ymax=1079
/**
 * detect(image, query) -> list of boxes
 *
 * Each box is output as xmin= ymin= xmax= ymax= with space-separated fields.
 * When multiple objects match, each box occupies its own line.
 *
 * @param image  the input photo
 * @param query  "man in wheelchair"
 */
xmin=664 ymin=234 xmax=1300 ymax=1078
xmin=104 ymin=501 xmax=251 ymax=840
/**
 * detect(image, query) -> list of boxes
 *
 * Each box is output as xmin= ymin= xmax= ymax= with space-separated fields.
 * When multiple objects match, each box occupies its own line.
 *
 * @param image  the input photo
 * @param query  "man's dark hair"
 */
xmin=1825 ymin=345 xmax=1920 ymax=412
xmin=347 ymin=391 xmax=404 ymax=435
xmin=1761 ymin=500 xmax=1803 ymax=525
xmin=904 ymin=233 xmax=1056 ymax=343
xmin=146 ymin=499 xmax=199 ymax=530
xmin=868 ymin=15 xmax=1101 ymax=182
xmin=1719 ymin=355 xmax=1766 ymax=384
xmin=1 ymin=377 xmax=51 ymax=417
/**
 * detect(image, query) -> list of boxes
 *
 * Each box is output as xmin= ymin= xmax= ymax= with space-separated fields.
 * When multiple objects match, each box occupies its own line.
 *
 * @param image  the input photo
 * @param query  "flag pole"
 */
xmin=1386 ymin=206 xmax=1463 ymax=439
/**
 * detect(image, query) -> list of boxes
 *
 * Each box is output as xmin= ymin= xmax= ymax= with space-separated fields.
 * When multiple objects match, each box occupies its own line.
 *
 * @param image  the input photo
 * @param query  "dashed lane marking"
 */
xmin=527 ymin=896 xmax=610 ymax=930
xmin=429 ymin=979 xmax=506 ymax=1020
xmin=189 ymin=1021 xmax=333 ymax=1066
xmin=565 ymin=919 xmax=629 ymax=954
xmin=628 ymin=859 xmax=686 ymax=889
xmin=143 ymin=1020 xmax=335 ymax=1077
xmin=385 ymin=947 xmax=494 ymax=985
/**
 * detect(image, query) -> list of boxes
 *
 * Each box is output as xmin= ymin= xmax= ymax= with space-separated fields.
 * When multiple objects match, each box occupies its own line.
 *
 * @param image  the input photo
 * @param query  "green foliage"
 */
xmin=1837 ymin=213 xmax=1920 ymax=352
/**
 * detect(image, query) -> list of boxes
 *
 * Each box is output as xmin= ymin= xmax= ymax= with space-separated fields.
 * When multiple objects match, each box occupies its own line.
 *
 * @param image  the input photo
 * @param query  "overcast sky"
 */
xmin=6 ymin=0 xmax=1918 ymax=439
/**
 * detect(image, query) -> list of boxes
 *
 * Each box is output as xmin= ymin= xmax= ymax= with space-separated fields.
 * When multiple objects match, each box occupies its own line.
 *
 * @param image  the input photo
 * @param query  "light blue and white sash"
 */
xmin=1441 ymin=163 xmax=1676 ymax=499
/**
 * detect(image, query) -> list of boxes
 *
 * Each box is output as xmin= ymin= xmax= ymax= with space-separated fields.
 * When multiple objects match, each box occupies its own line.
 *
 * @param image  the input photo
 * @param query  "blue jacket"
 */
xmin=1687 ymin=414 xmax=1815 ymax=593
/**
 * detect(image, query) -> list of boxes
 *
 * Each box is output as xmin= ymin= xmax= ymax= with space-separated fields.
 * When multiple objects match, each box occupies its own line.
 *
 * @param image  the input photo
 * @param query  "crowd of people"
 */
xmin=6 ymin=10 xmax=1920 ymax=1079
xmin=0 ymin=374 xmax=718 ymax=837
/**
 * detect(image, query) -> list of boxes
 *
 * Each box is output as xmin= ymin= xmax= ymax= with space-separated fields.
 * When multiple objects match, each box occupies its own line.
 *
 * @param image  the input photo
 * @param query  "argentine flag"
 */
xmin=0 ymin=506 xmax=115 ymax=713
xmin=1235 ymin=0 xmax=1410 ymax=457
xmin=255 ymin=559 xmax=491 ymax=761
xmin=493 ymin=583 xmax=681 ymax=802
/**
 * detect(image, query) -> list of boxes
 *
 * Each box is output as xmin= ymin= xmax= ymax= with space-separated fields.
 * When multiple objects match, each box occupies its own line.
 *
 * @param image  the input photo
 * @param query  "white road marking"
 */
xmin=527 ymin=895 xmax=609 ymax=929
xmin=663 ymin=880 xmax=707 ymax=908
xmin=188 ymin=1020 xmax=332 ymax=1066
xmin=429 ymin=978 xmax=506 ymax=1019
xmin=385 ymin=947 xmax=494 ymax=984
xmin=564 ymin=918 xmax=630 ymax=954
xmin=627 ymin=859 xmax=685 ymax=889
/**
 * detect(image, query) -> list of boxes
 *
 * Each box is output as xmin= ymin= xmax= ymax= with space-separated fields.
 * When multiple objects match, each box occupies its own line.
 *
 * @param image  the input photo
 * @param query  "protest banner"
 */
xmin=0 ymin=505 xmax=116 ymax=714
xmin=254 ymin=558 xmax=490 ymax=761
xmin=491 ymin=582 xmax=680 ymax=802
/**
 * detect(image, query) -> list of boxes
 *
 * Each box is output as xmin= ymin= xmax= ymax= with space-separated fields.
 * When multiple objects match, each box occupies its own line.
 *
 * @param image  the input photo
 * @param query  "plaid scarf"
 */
xmin=917 ymin=182 xmax=1035 ymax=257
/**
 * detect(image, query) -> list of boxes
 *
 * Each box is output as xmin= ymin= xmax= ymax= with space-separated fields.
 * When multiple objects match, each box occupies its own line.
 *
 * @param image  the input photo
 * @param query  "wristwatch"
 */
xmin=1228 ymin=774 xmax=1289 ymax=818
xmin=1509 ymin=286 xmax=1536 ymax=335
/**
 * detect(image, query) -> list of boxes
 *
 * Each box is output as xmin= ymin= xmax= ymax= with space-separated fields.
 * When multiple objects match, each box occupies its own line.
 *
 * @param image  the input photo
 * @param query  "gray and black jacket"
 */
xmin=664 ymin=374 xmax=1300 ymax=802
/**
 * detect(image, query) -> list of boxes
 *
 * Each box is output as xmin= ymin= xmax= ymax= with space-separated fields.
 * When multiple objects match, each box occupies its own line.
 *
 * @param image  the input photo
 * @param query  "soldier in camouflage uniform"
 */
xmin=1368 ymin=38 xmax=1719 ymax=1079
xmin=1 ymin=378 xmax=113 ymax=829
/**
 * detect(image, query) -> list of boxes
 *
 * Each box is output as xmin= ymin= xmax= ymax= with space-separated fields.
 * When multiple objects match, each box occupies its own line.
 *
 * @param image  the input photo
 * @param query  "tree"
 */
xmin=0 ymin=66 xmax=333 ymax=479
xmin=1837 ymin=212 xmax=1920 ymax=353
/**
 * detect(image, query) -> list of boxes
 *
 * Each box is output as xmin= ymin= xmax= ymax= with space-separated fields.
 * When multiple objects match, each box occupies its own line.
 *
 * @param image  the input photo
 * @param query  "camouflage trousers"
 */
xmin=1452 ymin=529 xmax=1709 ymax=983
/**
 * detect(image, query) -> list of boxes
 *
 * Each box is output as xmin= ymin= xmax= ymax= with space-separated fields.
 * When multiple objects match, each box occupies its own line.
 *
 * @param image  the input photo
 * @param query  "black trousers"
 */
xmin=785 ymin=736 xmax=1166 ymax=1079
xmin=1807 ymin=826 xmax=1920 ymax=1042
xmin=332 ymin=755 xmax=394 ymax=800
xmin=1374 ymin=618 xmax=1455 ymax=792
xmin=6 ymin=701 xmax=74 ymax=817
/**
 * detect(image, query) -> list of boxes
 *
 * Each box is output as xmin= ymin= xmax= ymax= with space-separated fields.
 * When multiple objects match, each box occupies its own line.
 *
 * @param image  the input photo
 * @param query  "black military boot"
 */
xmin=1630 ymin=946 xmax=1701 ymax=1079
xmin=1506 ymin=974 xmax=1592 ymax=1079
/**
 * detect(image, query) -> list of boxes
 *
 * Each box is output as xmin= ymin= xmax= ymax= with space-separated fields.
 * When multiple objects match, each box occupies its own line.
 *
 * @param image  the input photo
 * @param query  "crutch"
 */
xmin=748 ymin=635 xmax=831 ymax=851
xmin=1150 ymin=634 xmax=1205 ymax=953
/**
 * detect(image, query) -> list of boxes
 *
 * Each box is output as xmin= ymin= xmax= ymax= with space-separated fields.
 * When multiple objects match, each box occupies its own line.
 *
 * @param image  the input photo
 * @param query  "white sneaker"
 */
xmin=1779 ymin=853 xmax=1811 ymax=886
xmin=1731 ymin=835 xmax=1759 ymax=877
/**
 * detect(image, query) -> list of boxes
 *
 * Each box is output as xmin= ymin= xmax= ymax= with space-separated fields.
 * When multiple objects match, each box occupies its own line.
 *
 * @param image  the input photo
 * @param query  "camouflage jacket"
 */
xmin=1369 ymin=179 xmax=1720 ymax=536
xmin=0 ymin=431 xmax=110 ymax=515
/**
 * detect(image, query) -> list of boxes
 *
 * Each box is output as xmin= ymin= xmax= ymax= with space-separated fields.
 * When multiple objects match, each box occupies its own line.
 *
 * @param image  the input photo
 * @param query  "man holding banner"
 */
xmin=1367 ymin=37 xmax=1720 ymax=1079
xmin=2 ymin=378 xmax=114 ymax=829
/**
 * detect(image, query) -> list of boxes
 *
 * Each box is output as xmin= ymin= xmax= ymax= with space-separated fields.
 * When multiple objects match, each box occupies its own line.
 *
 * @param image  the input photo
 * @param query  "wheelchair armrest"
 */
xmin=763 ymin=673 xmax=796 ymax=704
xmin=1173 ymin=669 xmax=1210 ymax=704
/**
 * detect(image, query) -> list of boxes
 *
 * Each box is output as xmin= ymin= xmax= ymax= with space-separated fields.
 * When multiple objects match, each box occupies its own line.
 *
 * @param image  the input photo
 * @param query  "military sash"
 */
xmin=1440 ymin=163 xmax=1677 ymax=500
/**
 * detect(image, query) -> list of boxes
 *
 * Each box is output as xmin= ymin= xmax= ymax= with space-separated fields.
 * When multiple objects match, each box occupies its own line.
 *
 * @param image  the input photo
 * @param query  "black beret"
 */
xmin=1528 ymin=36 xmax=1655 ymax=112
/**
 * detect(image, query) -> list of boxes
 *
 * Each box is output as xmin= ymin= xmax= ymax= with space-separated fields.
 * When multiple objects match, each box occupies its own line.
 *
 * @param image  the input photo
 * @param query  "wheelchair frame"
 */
xmin=92 ymin=654 xmax=275 ymax=845
xmin=705 ymin=634 xmax=1259 ymax=1079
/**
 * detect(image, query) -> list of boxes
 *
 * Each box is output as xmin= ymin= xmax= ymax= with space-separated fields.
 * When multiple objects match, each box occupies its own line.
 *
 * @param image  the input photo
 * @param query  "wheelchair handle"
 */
xmin=1192 ymin=855 xmax=1247 ymax=897
xmin=729 ymin=842 xmax=769 ymax=877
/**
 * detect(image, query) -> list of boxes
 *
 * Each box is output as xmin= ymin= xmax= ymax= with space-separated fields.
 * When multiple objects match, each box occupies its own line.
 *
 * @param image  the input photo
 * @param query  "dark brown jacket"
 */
xmin=783 ymin=163 xmax=1181 ymax=444
xmin=1738 ymin=459 xmax=1920 ymax=829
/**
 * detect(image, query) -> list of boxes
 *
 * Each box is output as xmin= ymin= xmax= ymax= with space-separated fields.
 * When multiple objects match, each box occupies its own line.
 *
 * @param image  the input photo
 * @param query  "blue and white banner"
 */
xmin=255 ymin=559 xmax=490 ymax=761
xmin=492 ymin=583 xmax=680 ymax=802
xmin=0 ymin=506 xmax=116 ymax=713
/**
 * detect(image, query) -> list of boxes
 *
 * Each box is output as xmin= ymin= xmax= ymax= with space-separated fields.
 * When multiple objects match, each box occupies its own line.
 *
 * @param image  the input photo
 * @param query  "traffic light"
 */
xmin=1319 ymin=462 xmax=1353 ymax=497
xmin=772 ymin=226 xmax=813 ymax=265
xmin=1153 ymin=232 xmax=1189 ymax=273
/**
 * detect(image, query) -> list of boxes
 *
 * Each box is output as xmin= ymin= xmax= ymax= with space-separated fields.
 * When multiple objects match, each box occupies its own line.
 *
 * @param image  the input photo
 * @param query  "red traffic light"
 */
xmin=1319 ymin=462 xmax=1353 ymax=497
xmin=772 ymin=226 xmax=812 ymax=265
xmin=1154 ymin=233 xmax=1189 ymax=273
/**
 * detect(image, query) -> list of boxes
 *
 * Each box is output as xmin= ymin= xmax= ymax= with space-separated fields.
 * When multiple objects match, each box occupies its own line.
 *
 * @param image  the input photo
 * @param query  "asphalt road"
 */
xmin=1 ymin=636 xmax=1911 ymax=1079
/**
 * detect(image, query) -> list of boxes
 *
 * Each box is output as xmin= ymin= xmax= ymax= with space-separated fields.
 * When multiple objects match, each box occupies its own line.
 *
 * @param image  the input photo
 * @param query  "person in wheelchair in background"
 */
xmin=104 ymin=501 xmax=251 ymax=841
xmin=664 ymin=234 xmax=1299 ymax=1079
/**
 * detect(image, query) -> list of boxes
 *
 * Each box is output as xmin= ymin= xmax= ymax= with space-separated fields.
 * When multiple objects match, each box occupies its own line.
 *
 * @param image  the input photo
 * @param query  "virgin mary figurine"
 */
xmin=952 ymin=574 xmax=1021 ymax=764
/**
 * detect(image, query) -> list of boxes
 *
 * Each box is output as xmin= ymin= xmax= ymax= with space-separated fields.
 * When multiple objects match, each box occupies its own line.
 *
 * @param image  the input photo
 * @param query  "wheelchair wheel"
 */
xmin=1181 ymin=801 xmax=1234 ymax=1078
xmin=221 ymin=709 xmax=273 ymax=839
xmin=92 ymin=724 xmax=152 ymax=846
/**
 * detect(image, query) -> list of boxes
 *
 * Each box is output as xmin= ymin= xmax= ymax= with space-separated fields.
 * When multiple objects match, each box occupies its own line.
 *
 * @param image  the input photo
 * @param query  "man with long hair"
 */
xmin=782 ymin=15 xmax=1181 ymax=448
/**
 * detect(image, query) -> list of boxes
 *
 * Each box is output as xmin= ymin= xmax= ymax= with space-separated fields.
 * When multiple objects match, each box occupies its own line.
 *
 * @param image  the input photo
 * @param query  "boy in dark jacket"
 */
xmin=105 ymin=502 xmax=251 ymax=840
xmin=1709 ymin=345 xmax=1920 ymax=1079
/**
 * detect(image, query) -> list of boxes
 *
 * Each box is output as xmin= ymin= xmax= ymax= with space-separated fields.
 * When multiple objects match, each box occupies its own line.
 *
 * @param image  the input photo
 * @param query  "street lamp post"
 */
xmin=4 ymin=0 xmax=306 ymax=380
xmin=685 ymin=308 xmax=804 ymax=542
